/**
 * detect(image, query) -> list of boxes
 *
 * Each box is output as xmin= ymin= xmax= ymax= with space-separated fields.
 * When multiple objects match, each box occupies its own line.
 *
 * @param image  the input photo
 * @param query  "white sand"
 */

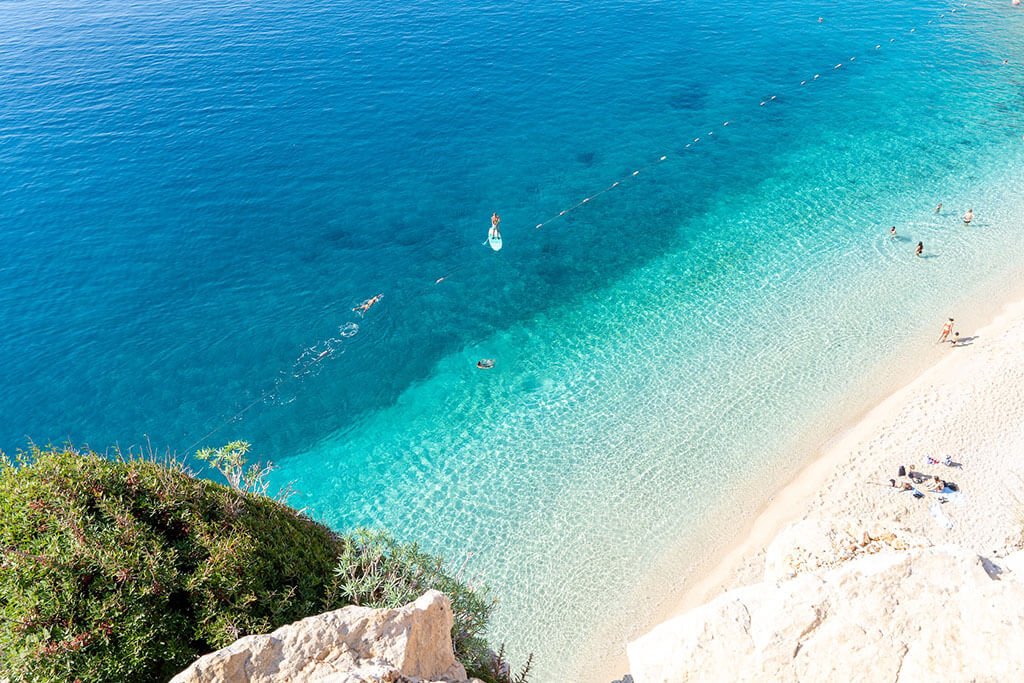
xmin=588 ymin=291 xmax=1024 ymax=682
xmin=668 ymin=294 xmax=1024 ymax=619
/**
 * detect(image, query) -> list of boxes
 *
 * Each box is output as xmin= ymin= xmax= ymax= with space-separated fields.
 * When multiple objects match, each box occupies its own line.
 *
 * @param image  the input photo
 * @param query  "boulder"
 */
xmin=764 ymin=518 xmax=930 ymax=583
xmin=628 ymin=528 xmax=1024 ymax=682
xmin=172 ymin=590 xmax=471 ymax=683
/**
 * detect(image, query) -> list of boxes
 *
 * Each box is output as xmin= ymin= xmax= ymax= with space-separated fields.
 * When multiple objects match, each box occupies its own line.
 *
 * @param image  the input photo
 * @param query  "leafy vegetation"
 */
xmin=0 ymin=444 xmax=528 ymax=683
xmin=333 ymin=528 xmax=498 ymax=676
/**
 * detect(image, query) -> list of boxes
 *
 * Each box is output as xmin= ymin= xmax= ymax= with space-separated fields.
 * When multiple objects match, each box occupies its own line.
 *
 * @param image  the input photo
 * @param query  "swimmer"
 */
xmin=915 ymin=241 xmax=923 ymax=257
xmin=938 ymin=318 xmax=954 ymax=343
xmin=818 ymin=16 xmax=823 ymax=22
xmin=476 ymin=359 xmax=495 ymax=369
xmin=963 ymin=208 xmax=973 ymax=224
xmin=352 ymin=293 xmax=383 ymax=315
xmin=889 ymin=226 xmax=896 ymax=238
xmin=935 ymin=203 xmax=942 ymax=213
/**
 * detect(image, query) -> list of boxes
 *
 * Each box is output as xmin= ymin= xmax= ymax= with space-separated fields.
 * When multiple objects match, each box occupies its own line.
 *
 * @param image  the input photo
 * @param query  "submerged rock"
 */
xmin=627 ymin=520 xmax=1024 ymax=682
xmin=172 ymin=590 xmax=472 ymax=683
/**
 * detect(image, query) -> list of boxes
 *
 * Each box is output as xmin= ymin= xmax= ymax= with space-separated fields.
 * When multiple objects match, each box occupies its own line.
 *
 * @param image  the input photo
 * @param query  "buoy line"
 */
xmin=186 ymin=2 xmax=984 ymax=451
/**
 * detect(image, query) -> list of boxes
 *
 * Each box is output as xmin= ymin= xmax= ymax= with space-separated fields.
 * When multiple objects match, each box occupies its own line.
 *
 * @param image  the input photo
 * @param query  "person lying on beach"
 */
xmin=352 ymin=293 xmax=383 ymax=315
xmin=904 ymin=465 xmax=927 ymax=484
xmin=926 ymin=455 xmax=957 ymax=468
xmin=924 ymin=476 xmax=946 ymax=492
xmin=870 ymin=479 xmax=914 ymax=491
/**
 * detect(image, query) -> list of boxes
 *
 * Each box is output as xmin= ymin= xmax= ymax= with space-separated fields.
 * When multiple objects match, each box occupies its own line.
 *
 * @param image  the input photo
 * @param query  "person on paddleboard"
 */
xmin=490 ymin=213 xmax=501 ymax=239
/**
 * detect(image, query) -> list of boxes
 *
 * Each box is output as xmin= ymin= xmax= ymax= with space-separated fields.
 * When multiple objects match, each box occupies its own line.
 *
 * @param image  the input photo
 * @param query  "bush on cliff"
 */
xmin=0 ymin=445 xmax=513 ymax=683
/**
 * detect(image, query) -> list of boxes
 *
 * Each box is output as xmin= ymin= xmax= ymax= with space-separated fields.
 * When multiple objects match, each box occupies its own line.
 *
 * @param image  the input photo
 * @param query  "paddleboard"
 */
xmin=488 ymin=230 xmax=502 ymax=251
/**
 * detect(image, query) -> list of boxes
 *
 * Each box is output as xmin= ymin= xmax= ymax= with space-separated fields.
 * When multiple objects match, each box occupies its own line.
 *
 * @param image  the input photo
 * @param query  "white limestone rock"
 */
xmin=764 ymin=518 xmax=930 ymax=583
xmin=629 ymin=529 xmax=1024 ymax=682
xmin=171 ymin=590 xmax=472 ymax=683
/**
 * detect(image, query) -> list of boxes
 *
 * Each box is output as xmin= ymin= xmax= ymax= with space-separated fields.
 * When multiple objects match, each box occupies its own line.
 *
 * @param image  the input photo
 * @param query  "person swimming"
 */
xmin=352 ymin=293 xmax=383 ymax=315
xmin=963 ymin=209 xmax=973 ymax=224
xmin=476 ymin=359 xmax=495 ymax=369
xmin=915 ymin=241 xmax=923 ymax=257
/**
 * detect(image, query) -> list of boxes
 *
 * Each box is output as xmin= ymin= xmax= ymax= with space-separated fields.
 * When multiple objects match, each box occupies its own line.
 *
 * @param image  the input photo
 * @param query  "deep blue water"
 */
xmin=3 ymin=0 xmax=1024 ymax=678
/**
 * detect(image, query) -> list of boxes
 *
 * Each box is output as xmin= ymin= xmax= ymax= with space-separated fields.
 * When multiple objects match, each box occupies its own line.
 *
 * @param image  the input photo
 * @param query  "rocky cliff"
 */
xmin=627 ymin=519 xmax=1024 ymax=682
xmin=172 ymin=590 xmax=476 ymax=683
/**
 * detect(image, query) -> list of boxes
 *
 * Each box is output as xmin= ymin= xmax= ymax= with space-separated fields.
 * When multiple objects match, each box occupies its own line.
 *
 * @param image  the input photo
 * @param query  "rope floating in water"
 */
xmin=186 ymin=3 xmax=975 ymax=450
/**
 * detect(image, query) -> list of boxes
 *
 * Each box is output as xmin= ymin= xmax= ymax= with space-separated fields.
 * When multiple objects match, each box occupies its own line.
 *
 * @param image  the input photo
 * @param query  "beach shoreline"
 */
xmin=586 ymin=268 xmax=1024 ymax=683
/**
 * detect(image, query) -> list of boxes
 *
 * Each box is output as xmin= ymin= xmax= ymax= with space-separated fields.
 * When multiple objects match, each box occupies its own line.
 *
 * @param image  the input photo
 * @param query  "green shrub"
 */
xmin=333 ymin=528 xmax=496 ymax=672
xmin=0 ymin=445 xmax=527 ymax=683
xmin=0 ymin=445 xmax=345 ymax=682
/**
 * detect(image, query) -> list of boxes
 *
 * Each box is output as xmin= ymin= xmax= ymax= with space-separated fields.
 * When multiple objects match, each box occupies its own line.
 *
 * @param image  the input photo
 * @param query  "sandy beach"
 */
xmin=575 ymin=282 xmax=1024 ymax=682
xmin=662 ymin=289 xmax=1024 ymax=626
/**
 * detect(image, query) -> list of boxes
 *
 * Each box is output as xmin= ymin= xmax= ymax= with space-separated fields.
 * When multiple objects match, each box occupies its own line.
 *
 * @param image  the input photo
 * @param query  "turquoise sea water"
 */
xmin=3 ymin=0 xmax=1024 ymax=678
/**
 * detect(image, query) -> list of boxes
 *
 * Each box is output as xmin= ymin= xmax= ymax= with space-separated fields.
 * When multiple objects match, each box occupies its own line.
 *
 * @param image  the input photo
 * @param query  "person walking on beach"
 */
xmin=951 ymin=331 xmax=960 ymax=346
xmin=963 ymin=209 xmax=973 ymax=224
xmin=938 ymin=318 xmax=954 ymax=343
xmin=915 ymin=241 xmax=923 ymax=257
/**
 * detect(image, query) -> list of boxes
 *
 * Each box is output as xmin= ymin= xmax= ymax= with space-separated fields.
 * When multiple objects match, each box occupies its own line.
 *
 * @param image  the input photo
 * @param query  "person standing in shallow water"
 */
xmin=915 ymin=241 xmax=923 ymax=257
xmin=889 ymin=226 xmax=896 ymax=238
xmin=935 ymin=203 xmax=942 ymax=213
xmin=938 ymin=318 xmax=954 ymax=343
xmin=963 ymin=209 xmax=973 ymax=224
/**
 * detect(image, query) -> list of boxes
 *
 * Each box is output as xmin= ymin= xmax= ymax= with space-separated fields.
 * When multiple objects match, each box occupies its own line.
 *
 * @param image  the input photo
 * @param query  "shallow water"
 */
xmin=2 ymin=0 xmax=1024 ymax=678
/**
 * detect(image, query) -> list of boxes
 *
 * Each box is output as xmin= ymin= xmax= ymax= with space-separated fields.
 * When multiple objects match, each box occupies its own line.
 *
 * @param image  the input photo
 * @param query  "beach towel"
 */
xmin=930 ymin=501 xmax=953 ymax=530
xmin=938 ymin=489 xmax=964 ymax=506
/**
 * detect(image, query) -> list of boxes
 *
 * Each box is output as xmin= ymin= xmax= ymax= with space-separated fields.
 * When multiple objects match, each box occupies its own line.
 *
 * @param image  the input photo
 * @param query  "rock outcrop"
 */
xmin=763 ymin=518 xmax=931 ymax=583
xmin=627 ymin=520 xmax=1024 ymax=682
xmin=172 ymin=590 xmax=473 ymax=683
